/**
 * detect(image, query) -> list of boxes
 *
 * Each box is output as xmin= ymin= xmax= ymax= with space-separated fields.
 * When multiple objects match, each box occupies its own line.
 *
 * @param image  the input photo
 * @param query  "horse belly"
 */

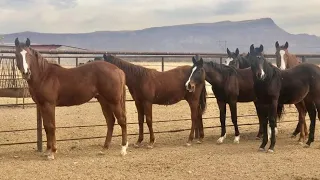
xmin=57 ymin=88 xmax=96 ymax=106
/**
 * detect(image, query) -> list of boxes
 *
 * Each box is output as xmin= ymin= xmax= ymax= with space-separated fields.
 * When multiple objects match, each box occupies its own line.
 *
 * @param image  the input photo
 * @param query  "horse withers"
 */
xmin=249 ymin=44 xmax=320 ymax=152
xmin=14 ymin=38 xmax=128 ymax=160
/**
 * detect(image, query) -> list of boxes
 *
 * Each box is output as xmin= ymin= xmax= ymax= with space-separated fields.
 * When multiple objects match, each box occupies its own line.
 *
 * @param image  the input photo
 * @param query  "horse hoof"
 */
xmin=186 ymin=143 xmax=192 ymax=147
xmin=303 ymin=144 xmax=310 ymax=148
xmin=120 ymin=142 xmax=128 ymax=156
xmin=267 ymin=149 xmax=274 ymax=153
xmin=258 ymin=148 xmax=265 ymax=152
xmin=47 ymin=154 xmax=55 ymax=160
xmin=298 ymin=141 xmax=304 ymax=146
xmin=217 ymin=135 xmax=226 ymax=144
xmin=291 ymin=134 xmax=296 ymax=138
xmin=133 ymin=143 xmax=142 ymax=148
xmin=196 ymin=140 xmax=202 ymax=144
xmin=234 ymin=136 xmax=240 ymax=144
xmin=146 ymin=144 xmax=154 ymax=149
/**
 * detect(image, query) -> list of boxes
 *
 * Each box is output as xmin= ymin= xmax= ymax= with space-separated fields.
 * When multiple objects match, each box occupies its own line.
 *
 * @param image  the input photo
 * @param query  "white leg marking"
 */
xmin=279 ymin=50 xmax=286 ymax=70
xmin=46 ymin=150 xmax=55 ymax=160
xmin=268 ymin=126 xmax=271 ymax=140
xmin=217 ymin=134 xmax=226 ymax=144
xmin=120 ymin=141 xmax=129 ymax=156
xmin=20 ymin=50 xmax=29 ymax=73
xmin=234 ymin=135 xmax=240 ymax=144
xmin=275 ymin=127 xmax=278 ymax=136
xmin=185 ymin=66 xmax=197 ymax=88
xmin=224 ymin=58 xmax=233 ymax=65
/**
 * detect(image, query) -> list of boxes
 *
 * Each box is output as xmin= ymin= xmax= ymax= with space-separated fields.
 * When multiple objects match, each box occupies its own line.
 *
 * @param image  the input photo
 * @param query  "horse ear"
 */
xmin=284 ymin=42 xmax=289 ymax=49
xmin=250 ymin=44 xmax=254 ymax=53
xmin=235 ymin=48 xmax=239 ymax=56
xmin=192 ymin=56 xmax=196 ymax=64
xmin=259 ymin=44 xmax=264 ymax=52
xmin=26 ymin=38 xmax=31 ymax=47
xmin=199 ymin=57 xmax=203 ymax=67
xmin=227 ymin=48 xmax=231 ymax=56
xmin=15 ymin=38 xmax=19 ymax=47
xmin=275 ymin=41 xmax=279 ymax=48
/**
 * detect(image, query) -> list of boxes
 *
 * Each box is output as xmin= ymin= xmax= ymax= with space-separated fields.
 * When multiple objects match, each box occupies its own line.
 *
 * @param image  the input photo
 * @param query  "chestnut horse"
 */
xmin=14 ymin=38 xmax=128 ymax=160
xmin=103 ymin=54 xmax=207 ymax=148
xmin=249 ymin=44 xmax=320 ymax=152
xmin=275 ymin=41 xmax=307 ymax=140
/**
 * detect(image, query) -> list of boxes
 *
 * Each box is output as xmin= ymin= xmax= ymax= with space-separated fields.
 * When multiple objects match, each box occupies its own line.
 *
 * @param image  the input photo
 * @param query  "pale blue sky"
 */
xmin=0 ymin=0 xmax=319 ymax=36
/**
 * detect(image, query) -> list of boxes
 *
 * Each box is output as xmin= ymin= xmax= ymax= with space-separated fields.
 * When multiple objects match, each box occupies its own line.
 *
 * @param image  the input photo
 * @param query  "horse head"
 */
xmin=275 ymin=41 xmax=289 ymax=70
xmin=185 ymin=57 xmax=206 ymax=92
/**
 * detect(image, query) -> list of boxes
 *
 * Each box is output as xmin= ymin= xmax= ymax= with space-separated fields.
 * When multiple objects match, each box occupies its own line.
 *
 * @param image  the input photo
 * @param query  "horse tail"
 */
xmin=277 ymin=103 xmax=285 ymax=122
xmin=120 ymin=71 xmax=127 ymax=119
xmin=199 ymin=84 xmax=207 ymax=115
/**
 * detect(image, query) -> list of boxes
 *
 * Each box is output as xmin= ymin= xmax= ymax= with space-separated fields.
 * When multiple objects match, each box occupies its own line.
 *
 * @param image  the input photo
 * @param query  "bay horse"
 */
xmin=188 ymin=55 xmax=283 ymax=144
xmin=248 ymin=44 xmax=320 ymax=152
xmin=275 ymin=41 xmax=308 ymax=139
xmin=14 ymin=38 xmax=128 ymax=160
xmin=103 ymin=54 xmax=207 ymax=148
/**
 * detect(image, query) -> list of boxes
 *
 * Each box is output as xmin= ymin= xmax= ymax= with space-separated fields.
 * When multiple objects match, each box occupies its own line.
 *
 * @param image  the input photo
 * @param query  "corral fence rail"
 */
xmin=1 ymin=49 xmax=320 ymax=152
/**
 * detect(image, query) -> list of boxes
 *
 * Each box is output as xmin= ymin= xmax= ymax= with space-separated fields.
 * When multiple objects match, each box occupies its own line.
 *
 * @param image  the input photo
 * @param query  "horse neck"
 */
xmin=28 ymin=52 xmax=49 ymax=85
xmin=239 ymin=57 xmax=250 ymax=69
xmin=203 ymin=62 xmax=225 ymax=85
xmin=262 ymin=61 xmax=279 ymax=82
xmin=107 ymin=56 xmax=147 ymax=86
xmin=285 ymin=50 xmax=300 ymax=68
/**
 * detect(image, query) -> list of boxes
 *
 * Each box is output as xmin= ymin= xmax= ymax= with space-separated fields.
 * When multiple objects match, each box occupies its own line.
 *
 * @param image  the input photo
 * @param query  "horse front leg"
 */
xmin=267 ymin=99 xmax=278 ymax=153
xmin=134 ymin=102 xmax=145 ymax=148
xmin=217 ymin=101 xmax=227 ymax=144
xmin=229 ymin=101 xmax=240 ymax=143
xmin=39 ymin=103 xmax=56 ymax=160
xmin=254 ymin=102 xmax=263 ymax=140
xmin=143 ymin=102 xmax=155 ymax=149
xmin=186 ymin=100 xmax=199 ymax=146
xmin=294 ymin=101 xmax=307 ymax=144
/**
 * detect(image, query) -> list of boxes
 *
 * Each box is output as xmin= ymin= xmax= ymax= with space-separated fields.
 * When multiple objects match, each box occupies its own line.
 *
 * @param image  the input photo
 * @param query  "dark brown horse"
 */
xmin=103 ymin=54 xmax=207 ymax=148
xmin=275 ymin=41 xmax=308 ymax=140
xmin=249 ymin=44 xmax=320 ymax=152
xmin=227 ymin=48 xmax=307 ymax=142
xmin=188 ymin=55 xmax=283 ymax=144
xmin=14 ymin=38 xmax=128 ymax=160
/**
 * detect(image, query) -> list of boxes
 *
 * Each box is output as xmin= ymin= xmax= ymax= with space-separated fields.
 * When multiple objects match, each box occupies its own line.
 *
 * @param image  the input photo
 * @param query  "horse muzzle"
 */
xmin=22 ymin=70 xmax=31 ymax=80
xmin=186 ymin=83 xmax=195 ymax=92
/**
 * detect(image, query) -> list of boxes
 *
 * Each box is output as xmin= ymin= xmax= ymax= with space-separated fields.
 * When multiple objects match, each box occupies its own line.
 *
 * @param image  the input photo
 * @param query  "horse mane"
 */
xmin=206 ymin=61 xmax=238 ymax=77
xmin=28 ymin=47 xmax=61 ymax=73
xmin=264 ymin=59 xmax=281 ymax=81
xmin=103 ymin=54 xmax=149 ymax=77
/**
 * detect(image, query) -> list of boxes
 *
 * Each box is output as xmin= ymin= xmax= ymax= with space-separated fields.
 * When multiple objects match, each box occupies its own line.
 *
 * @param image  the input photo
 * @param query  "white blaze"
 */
xmin=20 ymin=50 xmax=29 ymax=73
xmin=185 ymin=66 xmax=197 ymax=87
xmin=224 ymin=58 xmax=233 ymax=65
xmin=279 ymin=50 xmax=286 ymax=70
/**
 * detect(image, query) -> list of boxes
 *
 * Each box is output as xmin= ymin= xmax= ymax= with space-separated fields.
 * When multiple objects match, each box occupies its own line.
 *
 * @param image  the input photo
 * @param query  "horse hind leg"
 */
xmin=304 ymin=102 xmax=317 ymax=148
xmin=133 ymin=102 xmax=145 ymax=148
xmin=111 ymin=101 xmax=128 ymax=155
xmin=97 ymin=97 xmax=116 ymax=149
xmin=294 ymin=102 xmax=307 ymax=145
xmin=217 ymin=101 xmax=227 ymax=144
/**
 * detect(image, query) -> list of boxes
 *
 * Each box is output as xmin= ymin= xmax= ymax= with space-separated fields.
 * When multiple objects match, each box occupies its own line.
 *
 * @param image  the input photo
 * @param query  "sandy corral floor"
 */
xmin=0 ymin=62 xmax=319 ymax=180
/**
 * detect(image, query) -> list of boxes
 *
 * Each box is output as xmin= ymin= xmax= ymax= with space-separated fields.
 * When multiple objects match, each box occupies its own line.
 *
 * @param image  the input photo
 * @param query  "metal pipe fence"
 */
xmin=0 ymin=50 xmax=320 ymax=152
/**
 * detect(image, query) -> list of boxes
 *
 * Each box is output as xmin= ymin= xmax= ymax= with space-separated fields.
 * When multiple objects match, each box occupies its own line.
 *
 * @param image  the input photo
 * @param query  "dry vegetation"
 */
xmin=0 ymin=62 xmax=320 ymax=180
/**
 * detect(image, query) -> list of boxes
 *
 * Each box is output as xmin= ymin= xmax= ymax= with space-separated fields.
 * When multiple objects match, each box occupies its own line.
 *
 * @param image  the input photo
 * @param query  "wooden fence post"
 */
xmin=76 ymin=57 xmax=79 ymax=67
xmin=36 ymin=105 xmax=43 ymax=152
xmin=220 ymin=57 xmax=223 ymax=64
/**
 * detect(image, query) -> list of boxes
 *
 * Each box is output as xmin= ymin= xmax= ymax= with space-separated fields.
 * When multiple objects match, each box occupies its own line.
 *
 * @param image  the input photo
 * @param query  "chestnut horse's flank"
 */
xmin=103 ymin=54 xmax=207 ymax=148
xmin=14 ymin=38 xmax=128 ymax=160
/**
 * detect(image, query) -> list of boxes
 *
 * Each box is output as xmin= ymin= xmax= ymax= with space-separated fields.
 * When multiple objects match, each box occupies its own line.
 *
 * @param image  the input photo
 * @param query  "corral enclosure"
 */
xmin=0 ymin=50 xmax=320 ymax=179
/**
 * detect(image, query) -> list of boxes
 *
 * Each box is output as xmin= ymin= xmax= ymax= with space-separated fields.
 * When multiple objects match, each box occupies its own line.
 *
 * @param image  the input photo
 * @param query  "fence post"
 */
xmin=36 ymin=105 xmax=43 ymax=152
xmin=302 ymin=56 xmax=307 ymax=63
xmin=58 ymin=57 xmax=61 ymax=65
xmin=76 ymin=57 xmax=79 ymax=67
xmin=161 ymin=57 xmax=164 ymax=72
xmin=220 ymin=57 xmax=223 ymax=64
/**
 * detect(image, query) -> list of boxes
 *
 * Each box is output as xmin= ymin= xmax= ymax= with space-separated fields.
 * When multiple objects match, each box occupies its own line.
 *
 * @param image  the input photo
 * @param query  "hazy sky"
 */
xmin=0 ymin=0 xmax=319 ymax=36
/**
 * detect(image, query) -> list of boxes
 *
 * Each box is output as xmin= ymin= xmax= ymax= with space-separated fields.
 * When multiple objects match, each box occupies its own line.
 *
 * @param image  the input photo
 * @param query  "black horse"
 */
xmin=188 ymin=56 xmax=283 ymax=144
xmin=248 ymin=44 xmax=320 ymax=152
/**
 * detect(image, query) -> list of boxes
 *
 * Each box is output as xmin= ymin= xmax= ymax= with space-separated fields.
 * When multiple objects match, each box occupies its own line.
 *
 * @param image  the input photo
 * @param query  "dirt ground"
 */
xmin=0 ymin=62 xmax=320 ymax=180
